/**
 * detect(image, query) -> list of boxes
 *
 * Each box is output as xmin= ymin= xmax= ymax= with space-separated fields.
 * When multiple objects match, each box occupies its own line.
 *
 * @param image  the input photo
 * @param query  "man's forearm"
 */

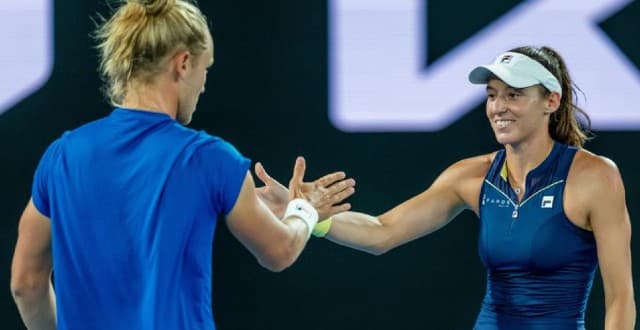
xmin=13 ymin=281 xmax=57 ymax=330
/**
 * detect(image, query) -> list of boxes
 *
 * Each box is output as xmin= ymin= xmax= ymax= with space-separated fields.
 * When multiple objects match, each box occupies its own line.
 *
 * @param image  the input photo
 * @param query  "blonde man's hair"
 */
xmin=95 ymin=0 xmax=210 ymax=105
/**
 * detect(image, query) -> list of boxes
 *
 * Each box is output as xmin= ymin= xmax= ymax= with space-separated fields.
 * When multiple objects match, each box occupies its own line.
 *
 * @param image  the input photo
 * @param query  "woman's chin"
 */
xmin=494 ymin=132 xmax=517 ymax=146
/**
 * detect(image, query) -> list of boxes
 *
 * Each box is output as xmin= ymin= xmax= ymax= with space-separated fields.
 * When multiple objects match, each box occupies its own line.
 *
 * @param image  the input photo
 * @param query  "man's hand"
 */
xmin=255 ymin=157 xmax=355 ymax=220
xmin=254 ymin=161 xmax=289 ymax=218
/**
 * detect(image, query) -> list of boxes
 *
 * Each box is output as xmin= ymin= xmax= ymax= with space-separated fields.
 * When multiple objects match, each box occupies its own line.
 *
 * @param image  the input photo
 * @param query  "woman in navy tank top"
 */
xmin=257 ymin=46 xmax=635 ymax=329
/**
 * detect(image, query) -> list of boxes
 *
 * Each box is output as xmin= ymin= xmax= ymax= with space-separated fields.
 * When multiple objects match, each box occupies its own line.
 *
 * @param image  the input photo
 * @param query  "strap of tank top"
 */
xmin=553 ymin=144 xmax=579 ymax=181
xmin=485 ymin=149 xmax=506 ymax=182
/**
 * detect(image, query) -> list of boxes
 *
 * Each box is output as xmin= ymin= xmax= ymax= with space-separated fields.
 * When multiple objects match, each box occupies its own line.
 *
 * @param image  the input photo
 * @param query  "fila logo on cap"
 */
xmin=500 ymin=54 xmax=513 ymax=64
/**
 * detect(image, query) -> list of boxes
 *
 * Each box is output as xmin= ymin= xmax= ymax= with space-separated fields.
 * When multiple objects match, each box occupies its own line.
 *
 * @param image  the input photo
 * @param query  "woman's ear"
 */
xmin=544 ymin=91 xmax=561 ymax=115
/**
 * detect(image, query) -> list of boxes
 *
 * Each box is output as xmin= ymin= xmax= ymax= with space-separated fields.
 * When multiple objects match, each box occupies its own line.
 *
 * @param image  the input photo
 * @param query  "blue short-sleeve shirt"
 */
xmin=32 ymin=108 xmax=250 ymax=330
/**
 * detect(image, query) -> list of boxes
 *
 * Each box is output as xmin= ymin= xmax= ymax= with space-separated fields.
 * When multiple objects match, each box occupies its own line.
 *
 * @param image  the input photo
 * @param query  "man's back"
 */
xmin=32 ymin=108 xmax=249 ymax=329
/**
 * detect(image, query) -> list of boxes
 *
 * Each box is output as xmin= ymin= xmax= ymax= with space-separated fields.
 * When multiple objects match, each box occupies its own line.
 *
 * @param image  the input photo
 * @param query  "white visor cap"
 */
xmin=469 ymin=52 xmax=562 ymax=96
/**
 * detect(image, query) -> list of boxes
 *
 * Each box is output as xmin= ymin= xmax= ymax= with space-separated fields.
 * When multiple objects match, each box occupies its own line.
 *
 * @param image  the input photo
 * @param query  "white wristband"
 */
xmin=283 ymin=198 xmax=319 ymax=238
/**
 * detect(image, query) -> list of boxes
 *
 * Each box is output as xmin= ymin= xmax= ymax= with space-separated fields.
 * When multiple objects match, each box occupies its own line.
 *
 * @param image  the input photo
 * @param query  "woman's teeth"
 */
xmin=496 ymin=120 xmax=513 ymax=129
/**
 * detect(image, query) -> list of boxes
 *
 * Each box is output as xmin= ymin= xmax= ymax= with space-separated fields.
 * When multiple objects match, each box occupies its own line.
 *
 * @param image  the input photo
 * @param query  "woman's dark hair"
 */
xmin=510 ymin=46 xmax=591 ymax=147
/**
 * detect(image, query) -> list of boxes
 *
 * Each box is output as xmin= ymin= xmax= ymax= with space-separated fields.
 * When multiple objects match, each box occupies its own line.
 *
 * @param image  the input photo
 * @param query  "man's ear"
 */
xmin=172 ymin=50 xmax=191 ymax=81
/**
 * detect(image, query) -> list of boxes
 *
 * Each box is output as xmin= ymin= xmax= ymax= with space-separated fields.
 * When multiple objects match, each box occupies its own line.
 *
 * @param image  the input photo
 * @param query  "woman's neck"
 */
xmin=504 ymin=134 xmax=555 ymax=187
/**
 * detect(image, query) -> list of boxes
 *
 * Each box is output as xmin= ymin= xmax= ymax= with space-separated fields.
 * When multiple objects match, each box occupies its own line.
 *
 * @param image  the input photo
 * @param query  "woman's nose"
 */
xmin=489 ymin=96 xmax=507 ymax=115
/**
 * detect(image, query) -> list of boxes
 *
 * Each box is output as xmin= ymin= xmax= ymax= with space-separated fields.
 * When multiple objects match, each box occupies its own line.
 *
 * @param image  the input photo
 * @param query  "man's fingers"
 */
xmin=314 ymin=171 xmax=346 ymax=188
xmin=289 ymin=156 xmax=306 ymax=187
xmin=254 ymin=162 xmax=272 ymax=185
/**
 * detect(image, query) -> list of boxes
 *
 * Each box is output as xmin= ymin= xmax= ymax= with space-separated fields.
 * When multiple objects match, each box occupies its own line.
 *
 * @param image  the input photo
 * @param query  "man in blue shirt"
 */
xmin=9 ymin=1 xmax=355 ymax=329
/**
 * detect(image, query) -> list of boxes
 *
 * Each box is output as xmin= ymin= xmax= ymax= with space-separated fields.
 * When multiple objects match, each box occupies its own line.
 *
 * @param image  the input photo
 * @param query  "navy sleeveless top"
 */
xmin=475 ymin=142 xmax=598 ymax=329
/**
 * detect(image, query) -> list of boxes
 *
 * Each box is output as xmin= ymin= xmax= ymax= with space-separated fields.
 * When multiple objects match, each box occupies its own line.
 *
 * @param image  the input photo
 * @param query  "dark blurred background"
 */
xmin=1 ymin=1 xmax=639 ymax=329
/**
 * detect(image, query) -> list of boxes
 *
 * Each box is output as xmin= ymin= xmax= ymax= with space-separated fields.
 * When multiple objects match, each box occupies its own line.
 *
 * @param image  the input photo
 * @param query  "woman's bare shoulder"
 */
xmin=567 ymin=148 xmax=625 ymax=201
xmin=571 ymin=148 xmax=621 ymax=182
xmin=446 ymin=151 xmax=498 ymax=179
